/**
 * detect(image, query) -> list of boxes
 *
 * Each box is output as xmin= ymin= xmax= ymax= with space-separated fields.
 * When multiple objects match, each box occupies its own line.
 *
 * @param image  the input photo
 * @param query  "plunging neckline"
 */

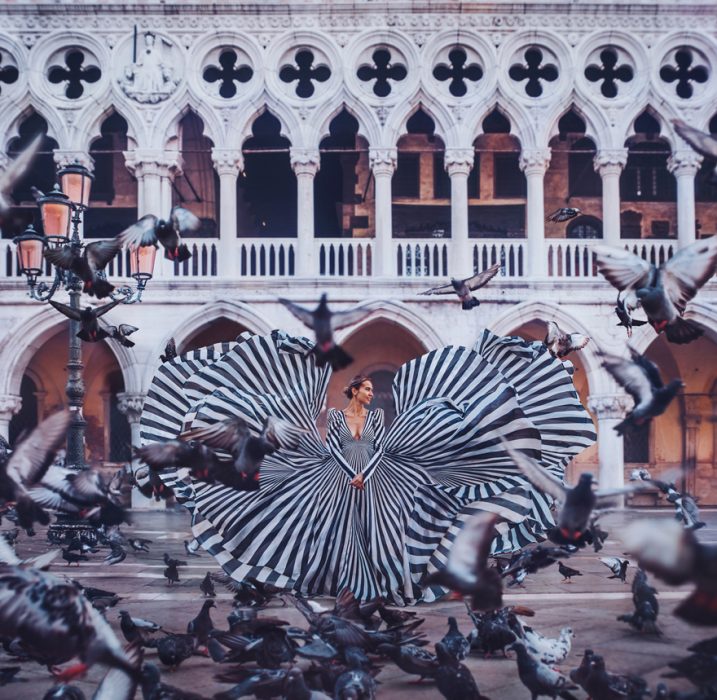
xmin=341 ymin=410 xmax=369 ymax=440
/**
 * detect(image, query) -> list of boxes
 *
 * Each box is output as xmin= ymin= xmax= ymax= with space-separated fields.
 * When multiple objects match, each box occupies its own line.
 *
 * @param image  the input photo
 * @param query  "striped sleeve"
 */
xmin=325 ymin=409 xmax=356 ymax=478
xmin=362 ymin=409 xmax=386 ymax=482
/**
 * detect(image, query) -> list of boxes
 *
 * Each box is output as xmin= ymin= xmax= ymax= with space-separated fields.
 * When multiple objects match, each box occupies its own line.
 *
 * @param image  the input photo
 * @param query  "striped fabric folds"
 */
xmin=139 ymin=329 xmax=595 ymax=604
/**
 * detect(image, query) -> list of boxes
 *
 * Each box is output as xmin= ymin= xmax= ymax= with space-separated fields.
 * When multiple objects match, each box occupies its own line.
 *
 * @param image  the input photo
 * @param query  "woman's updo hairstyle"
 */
xmin=343 ymin=374 xmax=371 ymax=399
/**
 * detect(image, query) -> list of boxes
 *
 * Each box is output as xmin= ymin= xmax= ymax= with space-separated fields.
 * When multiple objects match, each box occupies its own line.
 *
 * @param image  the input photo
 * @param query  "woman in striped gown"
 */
xmin=140 ymin=329 xmax=595 ymax=604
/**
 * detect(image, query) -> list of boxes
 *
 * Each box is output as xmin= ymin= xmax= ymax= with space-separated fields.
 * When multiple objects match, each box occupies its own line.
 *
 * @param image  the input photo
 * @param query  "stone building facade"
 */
xmin=0 ymin=0 xmax=716 ymax=506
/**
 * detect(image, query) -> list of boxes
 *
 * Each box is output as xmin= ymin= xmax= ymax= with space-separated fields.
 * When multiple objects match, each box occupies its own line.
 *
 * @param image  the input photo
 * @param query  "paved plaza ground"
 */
xmin=2 ymin=508 xmax=714 ymax=699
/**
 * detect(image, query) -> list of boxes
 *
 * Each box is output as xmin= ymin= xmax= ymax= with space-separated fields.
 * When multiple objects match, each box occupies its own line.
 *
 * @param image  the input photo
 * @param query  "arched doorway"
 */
xmin=180 ymin=318 xmax=252 ymax=353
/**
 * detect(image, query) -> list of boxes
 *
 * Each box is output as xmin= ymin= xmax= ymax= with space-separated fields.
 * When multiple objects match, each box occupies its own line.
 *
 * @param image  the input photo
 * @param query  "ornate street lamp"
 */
xmin=13 ymin=160 xmax=155 ymax=541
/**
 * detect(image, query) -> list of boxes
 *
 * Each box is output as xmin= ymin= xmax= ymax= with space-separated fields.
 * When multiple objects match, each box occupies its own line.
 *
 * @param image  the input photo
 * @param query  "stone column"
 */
xmin=445 ymin=148 xmax=475 ymax=278
xmin=369 ymin=148 xmax=397 ymax=277
xmin=667 ymin=151 xmax=702 ymax=248
xmin=519 ymin=148 xmax=551 ymax=278
xmin=0 ymin=394 xmax=22 ymax=441
xmin=290 ymin=148 xmax=320 ymax=276
xmin=212 ymin=148 xmax=243 ymax=277
xmin=594 ymin=149 xmax=628 ymax=246
xmin=588 ymin=394 xmax=632 ymax=491
xmin=117 ymin=392 xmax=156 ymax=509
xmin=683 ymin=395 xmax=701 ymax=494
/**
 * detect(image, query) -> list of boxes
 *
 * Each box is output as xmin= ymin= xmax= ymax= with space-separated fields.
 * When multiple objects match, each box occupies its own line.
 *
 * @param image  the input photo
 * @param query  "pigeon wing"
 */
xmin=117 ymin=215 xmax=159 ymax=248
xmin=44 ymin=246 xmax=77 ymax=271
xmin=499 ymin=438 xmax=567 ymax=501
xmin=600 ymin=557 xmax=622 ymax=575
xmin=418 ymin=281 xmax=456 ymax=296
xmin=262 ymin=416 xmax=308 ymax=450
xmin=0 ymin=134 xmax=42 ymax=205
xmin=594 ymin=483 xmax=652 ymax=507
xmin=660 ymin=236 xmax=717 ymax=314
xmin=181 ymin=417 xmax=249 ymax=452
xmin=330 ymin=306 xmax=375 ymax=331
xmin=5 ymin=410 xmax=71 ymax=488
xmin=85 ymin=239 xmax=122 ymax=273
xmin=445 ymin=512 xmax=499 ymax=584
xmin=463 ymin=263 xmax=501 ymax=291
xmin=170 ymin=206 xmax=202 ymax=235
xmin=278 ymin=298 xmax=316 ymax=329
xmin=117 ymin=324 xmax=139 ymax=336
xmin=95 ymin=298 xmax=122 ymax=318
xmin=593 ymin=245 xmax=652 ymax=292
xmin=630 ymin=348 xmax=664 ymax=390
xmin=599 ymin=352 xmax=654 ymax=406
xmin=673 ymin=119 xmax=717 ymax=159
xmin=545 ymin=321 xmax=562 ymax=346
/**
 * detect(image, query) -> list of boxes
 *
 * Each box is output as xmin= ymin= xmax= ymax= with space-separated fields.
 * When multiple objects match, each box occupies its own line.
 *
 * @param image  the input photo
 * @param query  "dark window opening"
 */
xmin=9 ymin=375 xmax=39 ymax=445
xmin=108 ymin=370 xmax=131 ymax=463
xmin=482 ymin=108 xmax=511 ymax=134
xmin=621 ymin=142 xmax=675 ymax=202
xmin=624 ymin=421 xmax=650 ymax=463
xmin=433 ymin=153 xmax=479 ymax=199
xmin=393 ymin=153 xmax=420 ymax=198
xmin=566 ymin=215 xmax=602 ymax=239
xmin=494 ymin=154 xmax=526 ymax=198
xmin=621 ymin=210 xmax=642 ymax=239
xmin=569 ymin=137 xmax=601 ymax=197
xmin=468 ymin=204 xmax=525 ymax=238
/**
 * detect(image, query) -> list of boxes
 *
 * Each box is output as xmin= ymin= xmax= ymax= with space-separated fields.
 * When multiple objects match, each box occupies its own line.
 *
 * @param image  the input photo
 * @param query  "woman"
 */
xmin=140 ymin=329 xmax=595 ymax=604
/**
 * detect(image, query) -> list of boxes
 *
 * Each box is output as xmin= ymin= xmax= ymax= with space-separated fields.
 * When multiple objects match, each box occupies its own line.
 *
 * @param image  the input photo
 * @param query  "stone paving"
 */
xmin=1 ymin=508 xmax=714 ymax=699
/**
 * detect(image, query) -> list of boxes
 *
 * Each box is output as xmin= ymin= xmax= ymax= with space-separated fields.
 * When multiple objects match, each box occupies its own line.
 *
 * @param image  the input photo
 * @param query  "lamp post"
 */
xmin=12 ymin=162 xmax=155 ymax=538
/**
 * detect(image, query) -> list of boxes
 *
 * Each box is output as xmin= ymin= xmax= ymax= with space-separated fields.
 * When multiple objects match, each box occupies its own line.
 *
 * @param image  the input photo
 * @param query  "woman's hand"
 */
xmin=349 ymin=473 xmax=365 ymax=491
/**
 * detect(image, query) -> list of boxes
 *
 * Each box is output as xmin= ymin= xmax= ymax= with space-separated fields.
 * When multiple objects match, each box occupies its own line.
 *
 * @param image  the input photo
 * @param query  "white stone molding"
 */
xmin=369 ymin=147 xmax=396 ymax=276
xmin=519 ymin=147 xmax=552 ymax=175
xmin=587 ymin=394 xmax=632 ymax=420
xmin=593 ymin=148 xmax=628 ymax=175
xmin=291 ymin=147 xmax=320 ymax=275
xmin=0 ymin=394 xmax=22 ymax=419
xmin=211 ymin=148 xmax=244 ymax=176
xmin=667 ymin=149 xmax=703 ymax=176
xmin=368 ymin=147 xmax=397 ymax=176
xmin=668 ymin=149 xmax=704 ymax=248
xmin=290 ymin=147 xmax=321 ymax=177
xmin=444 ymin=147 xmax=475 ymax=175
xmin=116 ymin=392 xmax=146 ymax=424
xmin=0 ymin=36 xmax=25 ymax=105
xmin=53 ymin=149 xmax=95 ymax=172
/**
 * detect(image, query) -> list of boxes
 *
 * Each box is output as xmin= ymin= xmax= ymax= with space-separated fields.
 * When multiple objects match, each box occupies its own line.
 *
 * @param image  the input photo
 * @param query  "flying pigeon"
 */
xmin=673 ymin=119 xmax=717 ymax=179
xmin=544 ymin=321 xmax=590 ymax=359
xmin=594 ymin=237 xmax=717 ymax=344
xmin=160 ymin=337 xmax=177 ymax=363
xmin=601 ymin=557 xmax=630 ymax=583
xmin=546 ymin=207 xmax=581 ymax=223
xmin=500 ymin=438 xmax=647 ymax=545
xmin=419 ymin=263 xmax=501 ymax=310
xmin=0 ymin=134 xmax=42 ymax=216
xmin=44 ymin=240 xmax=121 ymax=299
xmin=117 ymin=207 xmax=199 ymax=262
xmin=104 ymin=324 xmax=138 ymax=348
xmin=279 ymin=293 xmax=374 ymax=370
xmin=599 ymin=347 xmax=684 ymax=435
xmin=615 ymin=293 xmax=647 ymax=338
xmin=48 ymin=298 xmax=122 ymax=342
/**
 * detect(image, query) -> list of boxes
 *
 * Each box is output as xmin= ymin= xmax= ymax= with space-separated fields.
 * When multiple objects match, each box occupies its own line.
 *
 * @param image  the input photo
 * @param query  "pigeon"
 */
xmin=501 ymin=545 xmax=573 ymax=583
xmin=375 ymin=643 xmax=438 ymax=682
xmin=72 ymin=582 xmax=121 ymax=611
xmin=587 ymin=519 xmax=609 ymax=553
xmin=278 ymin=293 xmax=374 ymax=369
xmin=160 ymin=337 xmax=178 ymax=363
xmin=419 ymin=263 xmax=501 ymax=310
xmin=128 ymin=537 xmax=151 ymax=553
xmin=601 ymin=557 xmax=630 ymax=583
xmin=617 ymin=568 xmax=661 ymax=635
xmin=48 ymin=298 xmax=122 ymax=343
xmin=558 ymin=561 xmax=582 ymax=582
xmin=283 ymin=666 xmax=332 ymax=700
xmin=0 ymin=666 xmax=22 ymax=686
xmin=135 ymin=439 xmax=223 ymax=482
xmin=520 ymin=625 xmax=574 ymax=666
xmin=615 ymin=294 xmax=647 ymax=338
xmin=333 ymin=668 xmax=377 ymax=700
xmin=544 ymin=321 xmax=590 ymax=359
xmin=594 ymin=237 xmax=717 ymax=344
xmin=184 ymin=539 xmax=201 ymax=557
xmin=200 ymin=571 xmax=216 ymax=597
xmin=434 ymin=641 xmax=489 ymax=700
xmin=62 ymin=548 xmax=88 ymax=567
xmin=673 ymin=119 xmax=717 ymax=179
xmin=104 ymin=543 xmax=126 ymax=565
xmin=423 ymin=512 xmax=503 ymax=611
xmin=687 ymin=637 xmax=717 ymax=656
xmin=147 ymin=634 xmax=196 ymax=669
xmin=163 ymin=553 xmax=185 ymax=585
xmin=579 ymin=653 xmax=649 ymax=700
xmin=44 ymin=239 xmax=121 ymax=299
xmin=91 ymin=641 xmax=143 ymax=700
xmin=438 ymin=617 xmax=470 ymax=662
xmin=139 ymin=662 xmax=206 ymax=698
xmin=43 ymin=686 xmax=86 ymax=700
xmin=0 ymin=134 xmax=42 ymax=216
xmin=118 ymin=611 xmax=160 ymax=645
xmin=104 ymin=324 xmax=138 ymax=348
xmin=623 ymin=518 xmax=717 ymax=626
xmin=187 ymin=599 xmax=215 ymax=647
xmin=117 ymin=207 xmax=199 ymax=262
xmin=500 ymin=438 xmax=644 ymax=545
xmin=464 ymin=605 xmax=520 ymax=658
xmin=599 ymin=347 xmax=684 ymax=435
xmin=0 ymin=565 xmax=136 ymax=680
xmin=629 ymin=468 xmax=705 ymax=530
xmin=180 ymin=415 xmax=307 ymax=481
xmin=509 ymin=639 xmax=578 ymax=699
xmin=546 ymin=207 xmax=581 ymax=223
xmin=663 ymin=652 xmax=717 ymax=694
xmin=0 ymin=410 xmax=71 ymax=531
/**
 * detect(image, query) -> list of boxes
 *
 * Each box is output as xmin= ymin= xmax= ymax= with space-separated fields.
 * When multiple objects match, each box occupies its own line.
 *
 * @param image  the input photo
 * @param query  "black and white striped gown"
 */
xmin=140 ymin=329 xmax=595 ymax=604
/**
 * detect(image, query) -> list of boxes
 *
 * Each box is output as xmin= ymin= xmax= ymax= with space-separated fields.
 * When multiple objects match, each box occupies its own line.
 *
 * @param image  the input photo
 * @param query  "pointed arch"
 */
xmin=542 ymin=101 xmax=610 ymax=151
xmin=314 ymin=98 xmax=381 ymax=150
xmin=384 ymin=94 xmax=453 ymax=148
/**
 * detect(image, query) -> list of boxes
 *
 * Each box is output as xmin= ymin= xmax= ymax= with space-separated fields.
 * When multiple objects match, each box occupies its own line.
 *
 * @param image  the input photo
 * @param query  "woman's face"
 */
xmin=353 ymin=381 xmax=374 ymax=407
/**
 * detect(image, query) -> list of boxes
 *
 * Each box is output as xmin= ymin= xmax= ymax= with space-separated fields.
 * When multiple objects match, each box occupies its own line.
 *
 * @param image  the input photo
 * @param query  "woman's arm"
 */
xmin=325 ymin=409 xmax=357 ymax=479
xmin=360 ymin=409 xmax=386 ymax=483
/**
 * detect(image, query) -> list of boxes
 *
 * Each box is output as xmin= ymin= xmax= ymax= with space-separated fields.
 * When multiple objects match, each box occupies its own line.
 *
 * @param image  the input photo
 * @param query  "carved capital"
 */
xmin=124 ymin=150 xmax=182 ymax=179
xmin=290 ymin=148 xmax=320 ymax=177
xmin=0 ymin=394 xmax=22 ymax=419
xmin=593 ymin=149 xmax=628 ymax=176
xmin=211 ymin=148 xmax=244 ymax=177
xmin=519 ymin=148 xmax=551 ymax=175
xmin=53 ymin=151 xmax=95 ymax=173
xmin=667 ymin=150 xmax=703 ymax=177
xmin=117 ymin=392 xmax=146 ymax=424
xmin=444 ymin=148 xmax=475 ymax=176
xmin=588 ymin=394 xmax=632 ymax=420
xmin=369 ymin=148 xmax=397 ymax=177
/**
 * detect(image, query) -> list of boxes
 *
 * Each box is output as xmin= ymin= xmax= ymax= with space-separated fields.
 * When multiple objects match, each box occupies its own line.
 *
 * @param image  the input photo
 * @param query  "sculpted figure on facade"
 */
xmin=119 ymin=31 xmax=179 ymax=103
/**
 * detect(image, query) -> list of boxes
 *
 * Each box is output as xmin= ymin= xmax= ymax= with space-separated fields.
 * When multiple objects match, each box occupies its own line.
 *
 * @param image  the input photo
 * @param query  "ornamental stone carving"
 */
xmin=519 ymin=148 xmax=551 ymax=175
xmin=290 ymin=148 xmax=320 ymax=176
xmin=53 ymin=150 xmax=94 ymax=172
xmin=444 ymin=148 xmax=475 ymax=175
xmin=587 ymin=394 xmax=632 ymax=420
xmin=593 ymin=148 xmax=628 ymax=175
xmin=369 ymin=147 xmax=397 ymax=176
xmin=117 ymin=392 xmax=145 ymax=424
xmin=667 ymin=150 xmax=703 ymax=177
xmin=0 ymin=394 xmax=22 ymax=419
xmin=211 ymin=148 xmax=244 ymax=176
xmin=118 ymin=31 xmax=181 ymax=104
